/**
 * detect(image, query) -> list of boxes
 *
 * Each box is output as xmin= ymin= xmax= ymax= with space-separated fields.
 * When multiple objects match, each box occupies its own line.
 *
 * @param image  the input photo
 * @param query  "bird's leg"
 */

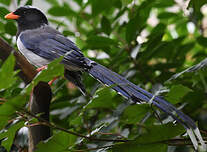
xmin=36 ymin=65 xmax=58 ymax=85
xmin=36 ymin=65 xmax=48 ymax=72
xmin=48 ymin=77 xmax=59 ymax=86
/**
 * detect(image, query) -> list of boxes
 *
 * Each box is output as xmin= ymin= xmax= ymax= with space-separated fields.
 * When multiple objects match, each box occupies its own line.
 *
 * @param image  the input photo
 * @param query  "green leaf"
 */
xmin=197 ymin=36 xmax=207 ymax=47
xmin=0 ymin=95 xmax=26 ymax=130
xmin=121 ymin=104 xmax=150 ymax=124
xmin=85 ymin=36 xmax=117 ymax=49
xmin=48 ymin=3 xmax=75 ymax=17
xmin=125 ymin=17 xmax=140 ymax=43
xmin=0 ymin=22 xmax=5 ymax=33
xmin=45 ymin=0 xmax=59 ymax=6
xmin=63 ymin=30 xmax=75 ymax=36
xmin=188 ymin=0 xmax=207 ymax=14
xmin=25 ymin=0 xmax=32 ymax=5
xmin=101 ymin=16 xmax=111 ymax=35
xmin=136 ymin=123 xmax=185 ymax=143
xmin=23 ymin=57 xmax=64 ymax=94
xmin=113 ymin=123 xmax=184 ymax=151
xmin=0 ymin=121 xmax=24 ymax=152
xmin=35 ymin=131 xmax=76 ymax=152
xmin=121 ymin=0 xmax=133 ymax=6
xmin=141 ymin=33 xmax=164 ymax=60
xmin=166 ymin=84 xmax=192 ymax=104
xmin=113 ymin=143 xmax=167 ymax=152
xmin=0 ymin=0 xmax=11 ymax=6
xmin=91 ymin=0 xmax=112 ymax=16
xmin=125 ymin=0 xmax=153 ymax=43
xmin=0 ymin=54 xmax=17 ymax=91
xmin=158 ymin=12 xmax=177 ymax=19
xmin=4 ymin=21 xmax=17 ymax=36
xmin=74 ymin=0 xmax=82 ymax=6
xmin=85 ymin=88 xmax=116 ymax=109
xmin=154 ymin=0 xmax=175 ymax=8
xmin=0 ymin=7 xmax=9 ymax=19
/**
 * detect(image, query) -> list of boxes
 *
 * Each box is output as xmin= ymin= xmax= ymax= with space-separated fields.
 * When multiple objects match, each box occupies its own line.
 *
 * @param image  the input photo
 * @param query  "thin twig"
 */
xmin=72 ymin=145 xmax=113 ymax=152
xmin=16 ymin=109 xmax=206 ymax=149
xmin=19 ymin=109 xmax=129 ymax=142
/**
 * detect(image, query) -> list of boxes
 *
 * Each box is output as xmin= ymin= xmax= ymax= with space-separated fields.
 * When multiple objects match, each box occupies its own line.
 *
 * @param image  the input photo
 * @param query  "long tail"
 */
xmin=87 ymin=60 xmax=206 ymax=150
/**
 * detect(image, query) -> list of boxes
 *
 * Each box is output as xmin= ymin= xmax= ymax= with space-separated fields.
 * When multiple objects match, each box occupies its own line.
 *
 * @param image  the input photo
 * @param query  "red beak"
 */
xmin=5 ymin=12 xmax=20 ymax=19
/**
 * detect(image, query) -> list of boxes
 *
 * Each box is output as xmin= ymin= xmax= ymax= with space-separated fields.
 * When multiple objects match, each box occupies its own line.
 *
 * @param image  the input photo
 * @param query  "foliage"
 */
xmin=0 ymin=0 xmax=207 ymax=151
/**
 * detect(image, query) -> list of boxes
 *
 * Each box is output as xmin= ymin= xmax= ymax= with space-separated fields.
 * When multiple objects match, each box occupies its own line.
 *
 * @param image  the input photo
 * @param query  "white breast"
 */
xmin=17 ymin=36 xmax=50 ymax=67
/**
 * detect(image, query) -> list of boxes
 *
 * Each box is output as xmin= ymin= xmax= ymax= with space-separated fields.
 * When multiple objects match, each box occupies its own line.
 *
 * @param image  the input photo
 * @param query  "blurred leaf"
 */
xmin=0 ymin=54 xmax=17 ymax=91
xmin=188 ymin=0 xmax=207 ymax=13
xmin=166 ymin=85 xmax=192 ymax=104
xmin=4 ymin=21 xmax=17 ymax=36
xmin=0 ymin=22 xmax=5 ymax=33
xmin=154 ymin=0 xmax=175 ymax=8
xmin=141 ymin=33 xmax=164 ymax=60
xmin=85 ymin=36 xmax=117 ymax=49
xmin=135 ymin=123 xmax=185 ymax=143
xmin=48 ymin=3 xmax=75 ymax=17
xmin=46 ymin=0 xmax=59 ymax=6
xmin=25 ymin=0 xmax=32 ymax=5
xmin=101 ymin=16 xmax=111 ymax=35
xmin=121 ymin=0 xmax=133 ymax=6
xmin=113 ymin=0 xmax=122 ymax=8
xmin=197 ymin=36 xmax=207 ymax=47
xmin=113 ymin=143 xmax=167 ymax=152
xmin=63 ymin=30 xmax=75 ymax=36
xmin=0 ymin=0 xmax=11 ymax=6
xmin=125 ymin=0 xmax=153 ymax=43
xmin=0 ymin=7 xmax=9 ymax=19
xmin=0 ymin=95 xmax=26 ymax=130
xmin=125 ymin=16 xmax=140 ymax=43
xmin=158 ymin=12 xmax=177 ymax=19
xmin=0 ymin=121 xmax=24 ymax=152
xmin=35 ymin=131 xmax=76 ymax=152
xmin=121 ymin=104 xmax=150 ymax=124
xmin=91 ymin=0 xmax=112 ymax=16
xmin=74 ymin=0 xmax=82 ymax=6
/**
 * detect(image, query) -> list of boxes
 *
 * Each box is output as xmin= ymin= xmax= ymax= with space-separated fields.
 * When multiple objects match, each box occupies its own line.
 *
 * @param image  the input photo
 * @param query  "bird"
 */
xmin=5 ymin=6 xmax=206 ymax=150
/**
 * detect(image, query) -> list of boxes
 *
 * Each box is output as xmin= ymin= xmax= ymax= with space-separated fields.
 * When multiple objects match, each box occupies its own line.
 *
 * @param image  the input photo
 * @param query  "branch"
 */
xmin=0 ymin=37 xmax=37 ymax=83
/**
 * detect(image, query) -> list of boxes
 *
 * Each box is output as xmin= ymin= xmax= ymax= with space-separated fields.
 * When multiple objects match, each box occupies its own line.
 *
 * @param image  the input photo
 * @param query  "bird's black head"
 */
xmin=5 ymin=6 xmax=48 ymax=34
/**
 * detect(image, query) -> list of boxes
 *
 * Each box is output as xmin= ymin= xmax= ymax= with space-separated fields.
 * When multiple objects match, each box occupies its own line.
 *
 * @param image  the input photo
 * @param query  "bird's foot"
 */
xmin=48 ymin=77 xmax=59 ymax=85
xmin=36 ymin=65 xmax=48 ymax=72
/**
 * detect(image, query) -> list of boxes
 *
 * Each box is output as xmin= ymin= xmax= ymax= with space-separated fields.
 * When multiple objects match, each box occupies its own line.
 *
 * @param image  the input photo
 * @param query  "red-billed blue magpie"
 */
xmin=5 ymin=6 xmax=206 ymax=149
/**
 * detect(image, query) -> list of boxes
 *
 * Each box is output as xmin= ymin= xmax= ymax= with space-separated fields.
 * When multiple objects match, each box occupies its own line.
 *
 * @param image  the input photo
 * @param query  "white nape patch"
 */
xmin=194 ymin=128 xmax=207 ymax=150
xmin=17 ymin=35 xmax=50 ymax=67
xmin=22 ymin=5 xmax=40 ymax=10
xmin=187 ymin=129 xmax=198 ymax=150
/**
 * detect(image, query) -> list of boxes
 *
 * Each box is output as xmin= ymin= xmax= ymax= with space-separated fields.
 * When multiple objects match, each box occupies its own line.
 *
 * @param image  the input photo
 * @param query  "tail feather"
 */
xmin=88 ymin=61 xmax=206 ymax=149
xmin=88 ymin=63 xmax=195 ymax=128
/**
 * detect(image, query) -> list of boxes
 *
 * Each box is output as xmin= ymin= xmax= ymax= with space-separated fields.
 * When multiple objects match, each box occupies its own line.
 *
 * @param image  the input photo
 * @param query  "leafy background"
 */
xmin=0 ymin=0 xmax=207 ymax=151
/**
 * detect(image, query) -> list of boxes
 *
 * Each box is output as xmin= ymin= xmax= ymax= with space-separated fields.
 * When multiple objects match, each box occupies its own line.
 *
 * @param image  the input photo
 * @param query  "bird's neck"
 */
xmin=16 ymin=22 xmax=47 ymax=38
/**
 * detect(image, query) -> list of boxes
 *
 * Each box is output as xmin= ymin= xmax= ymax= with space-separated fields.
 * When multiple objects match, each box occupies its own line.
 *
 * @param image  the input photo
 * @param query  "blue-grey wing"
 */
xmin=19 ymin=27 xmax=86 ymax=70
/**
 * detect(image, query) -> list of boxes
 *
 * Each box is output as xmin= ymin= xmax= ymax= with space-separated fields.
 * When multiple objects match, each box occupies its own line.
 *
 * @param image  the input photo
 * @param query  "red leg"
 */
xmin=48 ymin=77 xmax=59 ymax=86
xmin=36 ymin=65 xmax=48 ymax=72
